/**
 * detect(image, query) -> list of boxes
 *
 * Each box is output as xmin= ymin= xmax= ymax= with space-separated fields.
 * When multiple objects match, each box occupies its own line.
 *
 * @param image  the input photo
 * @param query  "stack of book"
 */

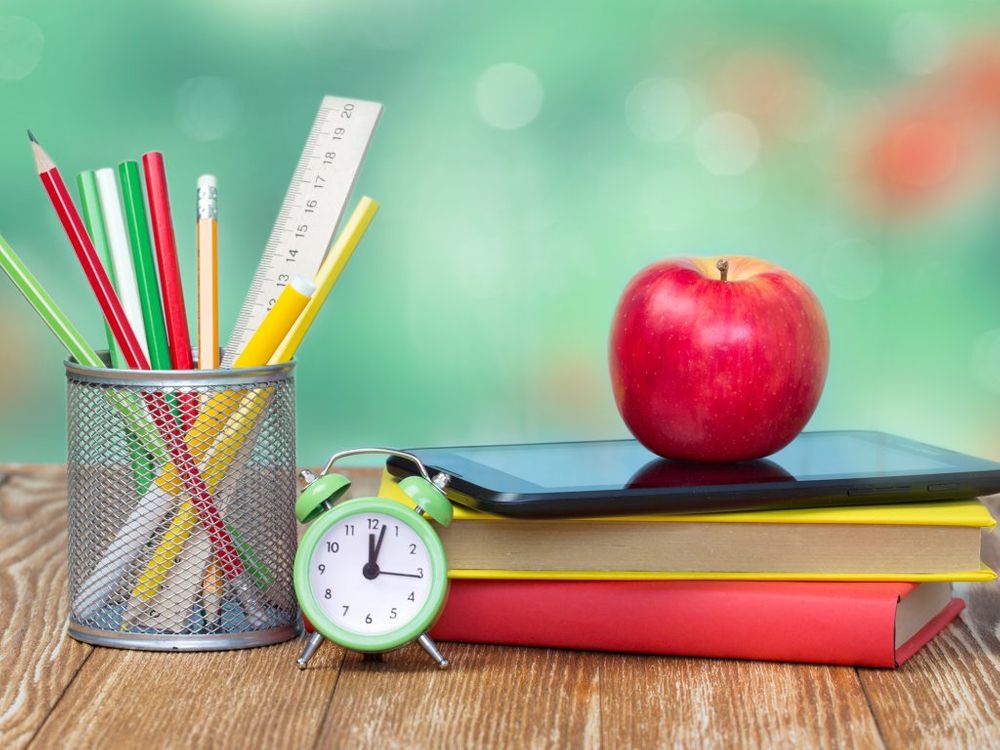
xmin=379 ymin=473 xmax=995 ymax=667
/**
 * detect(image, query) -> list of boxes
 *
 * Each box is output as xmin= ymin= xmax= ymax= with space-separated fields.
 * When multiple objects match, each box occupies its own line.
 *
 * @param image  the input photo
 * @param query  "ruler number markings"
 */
xmin=223 ymin=96 xmax=382 ymax=365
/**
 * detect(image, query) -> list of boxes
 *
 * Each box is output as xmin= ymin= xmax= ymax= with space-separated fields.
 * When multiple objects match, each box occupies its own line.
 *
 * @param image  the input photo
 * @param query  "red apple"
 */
xmin=609 ymin=256 xmax=829 ymax=462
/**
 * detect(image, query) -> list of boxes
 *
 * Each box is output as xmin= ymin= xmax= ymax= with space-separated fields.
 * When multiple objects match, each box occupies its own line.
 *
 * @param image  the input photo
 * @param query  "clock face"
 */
xmin=307 ymin=511 xmax=435 ymax=636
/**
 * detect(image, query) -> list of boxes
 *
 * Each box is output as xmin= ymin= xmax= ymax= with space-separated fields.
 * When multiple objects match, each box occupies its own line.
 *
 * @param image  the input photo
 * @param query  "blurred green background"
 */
xmin=0 ymin=0 xmax=998 ymax=464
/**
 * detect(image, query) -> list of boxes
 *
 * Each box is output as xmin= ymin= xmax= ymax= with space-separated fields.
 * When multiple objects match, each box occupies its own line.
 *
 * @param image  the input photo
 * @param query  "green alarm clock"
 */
xmin=293 ymin=448 xmax=454 ymax=669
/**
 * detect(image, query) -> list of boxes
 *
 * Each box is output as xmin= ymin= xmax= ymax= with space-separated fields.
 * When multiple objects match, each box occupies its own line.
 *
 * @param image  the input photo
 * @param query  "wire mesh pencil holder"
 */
xmin=64 ymin=354 xmax=300 ymax=651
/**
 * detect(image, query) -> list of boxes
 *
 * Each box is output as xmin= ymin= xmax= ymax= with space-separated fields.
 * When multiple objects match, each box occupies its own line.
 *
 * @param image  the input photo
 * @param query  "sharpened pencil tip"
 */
xmin=27 ymin=131 xmax=53 ymax=174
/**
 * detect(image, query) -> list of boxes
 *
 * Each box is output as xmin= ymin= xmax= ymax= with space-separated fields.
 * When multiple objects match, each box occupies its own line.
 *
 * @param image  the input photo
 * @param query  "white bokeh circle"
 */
xmin=0 ymin=16 xmax=43 ymax=81
xmin=176 ymin=77 xmax=241 ymax=142
xmin=474 ymin=63 xmax=544 ymax=130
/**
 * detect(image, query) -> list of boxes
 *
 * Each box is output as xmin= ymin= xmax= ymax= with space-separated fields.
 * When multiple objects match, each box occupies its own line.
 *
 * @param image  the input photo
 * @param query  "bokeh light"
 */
xmin=474 ymin=63 xmax=545 ymax=130
xmin=866 ymin=112 xmax=963 ymax=204
xmin=176 ymin=77 xmax=241 ymax=142
xmin=890 ymin=12 xmax=952 ymax=76
xmin=0 ymin=16 xmax=43 ymax=81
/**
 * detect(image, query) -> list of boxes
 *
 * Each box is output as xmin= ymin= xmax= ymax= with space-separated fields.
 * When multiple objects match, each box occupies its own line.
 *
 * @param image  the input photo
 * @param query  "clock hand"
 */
xmin=377 ymin=570 xmax=423 ymax=579
xmin=364 ymin=526 xmax=390 ymax=581
xmin=373 ymin=524 xmax=387 ymax=564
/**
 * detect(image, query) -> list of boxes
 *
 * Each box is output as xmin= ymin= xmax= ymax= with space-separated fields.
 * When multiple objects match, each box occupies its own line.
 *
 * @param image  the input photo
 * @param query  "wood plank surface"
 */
xmin=30 ymin=640 xmax=341 ymax=749
xmin=857 ymin=494 xmax=1000 ymax=749
xmin=314 ymin=644 xmax=601 ymax=749
xmin=600 ymin=656 xmax=882 ymax=749
xmin=0 ymin=466 xmax=92 ymax=750
xmin=2 ymin=465 xmax=999 ymax=750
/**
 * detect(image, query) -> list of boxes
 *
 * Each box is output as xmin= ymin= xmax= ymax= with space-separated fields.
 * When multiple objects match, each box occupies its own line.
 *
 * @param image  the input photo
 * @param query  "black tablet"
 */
xmin=385 ymin=430 xmax=1000 ymax=518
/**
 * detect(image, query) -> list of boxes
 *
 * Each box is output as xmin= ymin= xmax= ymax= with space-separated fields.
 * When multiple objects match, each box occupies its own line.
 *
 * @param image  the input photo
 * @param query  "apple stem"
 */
xmin=716 ymin=258 xmax=729 ymax=282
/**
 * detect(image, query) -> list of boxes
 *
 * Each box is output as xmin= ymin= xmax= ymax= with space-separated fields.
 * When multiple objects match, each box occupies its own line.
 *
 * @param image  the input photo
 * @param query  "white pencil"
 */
xmin=95 ymin=168 xmax=149 ymax=360
xmin=73 ymin=483 xmax=175 ymax=619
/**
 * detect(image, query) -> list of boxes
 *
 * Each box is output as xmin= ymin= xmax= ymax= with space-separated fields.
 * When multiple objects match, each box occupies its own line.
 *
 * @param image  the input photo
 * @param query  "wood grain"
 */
xmin=600 ymin=655 xmax=882 ymax=749
xmin=857 ymin=495 xmax=1000 ymax=749
xmin=315 ymin=643 xmax=601 ymax=749
xmin=30 ymin=640 xmax=340 ymax=749
xmin=0 ymin=466 xmax=92 ymax=750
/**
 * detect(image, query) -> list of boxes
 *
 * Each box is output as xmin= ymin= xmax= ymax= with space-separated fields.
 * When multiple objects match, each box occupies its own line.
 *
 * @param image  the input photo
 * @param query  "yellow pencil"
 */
xmin=234 ymin=276 xmax=315 ymax=366
xmin=161 ymin=275 xmax=315 ymax=462
xmin=197 ymin=175 xmax=218 ymax=369
xmin=126 ymin=500 xmax=198 ymax=607
xmin=270 ymin=197 xmax=379 ymax=364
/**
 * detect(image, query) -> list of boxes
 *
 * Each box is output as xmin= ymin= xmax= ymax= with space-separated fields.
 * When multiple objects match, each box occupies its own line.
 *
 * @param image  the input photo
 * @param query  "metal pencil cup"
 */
xmin=64 ymin=356 xmax=300 ymax=651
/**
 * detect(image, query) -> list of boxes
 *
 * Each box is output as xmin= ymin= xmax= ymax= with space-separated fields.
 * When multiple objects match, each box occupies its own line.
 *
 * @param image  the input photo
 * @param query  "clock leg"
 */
xmin=296 ymin=631 xmax=324 ymax=669
xmin=417 ymin=632 xmax=449 ymax=669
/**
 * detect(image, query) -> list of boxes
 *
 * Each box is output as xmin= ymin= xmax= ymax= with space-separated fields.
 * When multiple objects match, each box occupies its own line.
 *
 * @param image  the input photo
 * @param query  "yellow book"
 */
xmin=377 ymin=471 xmax=996 ymax=582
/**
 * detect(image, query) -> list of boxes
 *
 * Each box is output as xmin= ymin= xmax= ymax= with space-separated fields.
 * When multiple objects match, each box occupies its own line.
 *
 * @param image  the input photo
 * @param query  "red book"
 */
xmin=431 ymin=579 xmax=963 ymax=668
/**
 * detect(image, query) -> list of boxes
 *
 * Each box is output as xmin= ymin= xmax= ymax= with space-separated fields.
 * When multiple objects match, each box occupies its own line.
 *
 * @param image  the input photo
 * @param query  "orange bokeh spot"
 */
xmin=867 ymin=113 xmax=964 ymax=197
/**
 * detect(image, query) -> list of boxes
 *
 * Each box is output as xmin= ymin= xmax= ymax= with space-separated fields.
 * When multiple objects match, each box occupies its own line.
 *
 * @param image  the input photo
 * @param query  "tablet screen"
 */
xmin=403 ymin=431 xmax=998 ymax=493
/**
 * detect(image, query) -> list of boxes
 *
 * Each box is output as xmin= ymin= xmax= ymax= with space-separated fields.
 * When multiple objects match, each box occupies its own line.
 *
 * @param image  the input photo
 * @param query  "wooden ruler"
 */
xmin=223 ymin=95 xmax=382 ymax=366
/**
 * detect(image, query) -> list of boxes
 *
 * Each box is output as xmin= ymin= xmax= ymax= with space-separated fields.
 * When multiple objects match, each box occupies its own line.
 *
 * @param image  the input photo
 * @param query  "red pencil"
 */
xmin=30 ymin=132 xmax=249 ymax=586
xmin=142 ymin=151 xmax=198 ymax=430
xmin=29 ymin=131 xmax=150 ymax=370
xmin=142 ymin=151 xmax=193 ymax=371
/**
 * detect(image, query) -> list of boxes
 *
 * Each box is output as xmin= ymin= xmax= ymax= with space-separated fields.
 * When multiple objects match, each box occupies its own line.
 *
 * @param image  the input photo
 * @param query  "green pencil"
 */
xmin=0 ymin=232 xmax=103 ymax=367
xmin=77 ymin=170 xmax=127 ymax=369
xmin=119 ymin=160 xmax=170 ymax=370
xmin=79 ymin=171 xmax=155 ymax=488
xmin=0 ymin=231 xmax=168 ymax=467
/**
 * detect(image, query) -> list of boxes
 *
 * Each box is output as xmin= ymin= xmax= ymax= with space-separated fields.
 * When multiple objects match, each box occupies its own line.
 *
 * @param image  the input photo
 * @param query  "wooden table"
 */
xmin=1 ymin=465 xmax=998 ymax=749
